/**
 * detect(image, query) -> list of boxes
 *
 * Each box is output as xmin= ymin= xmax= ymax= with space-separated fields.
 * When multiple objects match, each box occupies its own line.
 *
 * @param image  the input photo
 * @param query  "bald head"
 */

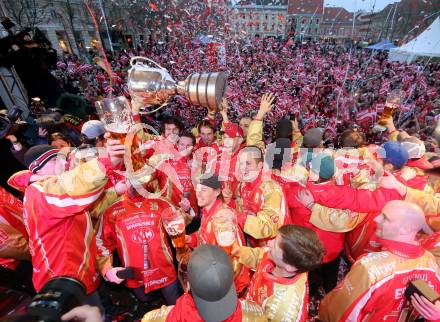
xmin=375 ymin=200 xmax=427 ymax=243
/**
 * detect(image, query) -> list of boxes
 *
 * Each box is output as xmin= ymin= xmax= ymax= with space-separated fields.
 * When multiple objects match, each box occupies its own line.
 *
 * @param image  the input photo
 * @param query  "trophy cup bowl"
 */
xmin=127 ymin=57 xmax=227 ymax=112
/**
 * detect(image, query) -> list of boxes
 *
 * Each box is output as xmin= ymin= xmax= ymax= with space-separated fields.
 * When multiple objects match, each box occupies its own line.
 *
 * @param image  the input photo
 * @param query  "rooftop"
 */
xmin=235 ymin=0 xmax=288 ymax=5
xmin=288 ymin=0 xmax=324 ymax=15
xmin=322 ymin=7 xmax=353 ymax=23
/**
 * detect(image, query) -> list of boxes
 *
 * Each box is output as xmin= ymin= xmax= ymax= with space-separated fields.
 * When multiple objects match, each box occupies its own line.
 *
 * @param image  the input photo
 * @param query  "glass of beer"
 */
xmin=161 ymin=208 xmax=186 ymax=249
xmin=95 ymin=96 xmax=133 ymax=143
xmin=375 ymin=89 xmax=404 ymax=131
xmin=213 ymin=209 xmax=237 ymax=256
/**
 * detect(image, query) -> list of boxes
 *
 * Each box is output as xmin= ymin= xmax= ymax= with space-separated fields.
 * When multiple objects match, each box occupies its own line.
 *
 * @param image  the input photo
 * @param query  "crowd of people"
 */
xmin=53 ymin=38 xmax=440 ymax=142
xmin=1 ymin=34 xmax=440 ymax=322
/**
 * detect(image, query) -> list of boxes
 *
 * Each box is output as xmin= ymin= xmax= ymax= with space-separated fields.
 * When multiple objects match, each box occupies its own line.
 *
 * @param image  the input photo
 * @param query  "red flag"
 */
xmin=355 ymin=108 xmax=376 ymax=126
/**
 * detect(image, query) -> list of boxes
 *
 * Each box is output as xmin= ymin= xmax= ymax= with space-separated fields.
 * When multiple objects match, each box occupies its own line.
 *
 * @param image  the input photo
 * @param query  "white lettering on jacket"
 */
xmin=146 ymin=277 xmax=168 ymax=288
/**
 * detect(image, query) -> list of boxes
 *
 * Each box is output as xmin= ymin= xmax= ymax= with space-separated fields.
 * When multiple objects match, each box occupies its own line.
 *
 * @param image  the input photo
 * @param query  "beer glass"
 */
xmin=161 ymin=208 xmax=186 ymax=249
xmin=213 ymin=209 xmax=237 ymax=256
xmin=95 ymin=96 xmax=146 ymax=172
xmin=375 ymin=89 xmax=404 ymax=132
xmin=95 ymin=96 xmax=132 ymax=143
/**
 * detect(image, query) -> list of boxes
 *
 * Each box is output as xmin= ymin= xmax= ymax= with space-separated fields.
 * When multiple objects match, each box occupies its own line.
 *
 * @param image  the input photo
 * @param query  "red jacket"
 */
xmin=319 ymin=239 xmax=440 ymax=322
xmin=23 ymin=159 xmax=107 ymax=294
xmin=306 ymin=180 xmax=402 ymax=262
xmin=285 ymin=181 xmax=344 ymax=263
xmin=8 ymin=170 xmax=33 ymax=193
xmin=216 ymin=144 xmax=245 ymax=194
xmin=155 ymin=156 xmax=198 ymax=214
xmin=188 ymin=199 xmax=250 ymax=293
xmin=142 ymin=293 xmax=266 ymax=322
xmin=399 ymin=174 xmax=428 ymax=191
xmin=96 ymin=194 xmax=177 ymax=292
xmin=407 ymin=156 xmax=433 ymax=171
xmin=0 ymin=186 xmax=29 ymax=270
xmin=193 ymin=140 xmax=221 ymax=173
xmin=306 ymin=180 xmax=402 ymax=213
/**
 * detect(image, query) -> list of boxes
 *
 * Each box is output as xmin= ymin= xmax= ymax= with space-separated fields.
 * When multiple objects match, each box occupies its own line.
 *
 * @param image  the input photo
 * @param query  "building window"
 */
xmin=56 ymin=31 xmax=72 ymax=54
xmin=50 ymin=9 xmax=58 ymax=20
xmin=316 ymin=18 xmax=320 ymax=24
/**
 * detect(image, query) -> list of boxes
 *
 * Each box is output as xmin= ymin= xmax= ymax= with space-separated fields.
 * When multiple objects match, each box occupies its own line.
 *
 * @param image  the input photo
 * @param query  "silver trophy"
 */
xmin=127 ymin=57 xmax=227 ymax=112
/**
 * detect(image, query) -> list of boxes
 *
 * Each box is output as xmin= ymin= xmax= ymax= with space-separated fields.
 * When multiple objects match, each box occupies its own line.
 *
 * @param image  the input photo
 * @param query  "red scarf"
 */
xmin=166 ymin=293 xmax=242 ymax=322
xmin=407 ymin=156 xmax=433 ymax=170
xmin=378 ymin=238 xmax=425 ymax=259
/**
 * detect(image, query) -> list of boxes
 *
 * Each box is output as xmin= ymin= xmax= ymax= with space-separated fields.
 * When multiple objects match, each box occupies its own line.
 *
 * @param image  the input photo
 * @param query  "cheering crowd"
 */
xmin=54 ymin=39 xmax=440 ymax=142
xmin=1 ymin=36 xmax=440 ymax=322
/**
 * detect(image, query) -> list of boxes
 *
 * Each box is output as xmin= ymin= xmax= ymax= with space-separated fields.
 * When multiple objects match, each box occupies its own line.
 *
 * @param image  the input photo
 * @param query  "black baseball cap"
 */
xmin=199 ymin=173 xmax=221 ymax=190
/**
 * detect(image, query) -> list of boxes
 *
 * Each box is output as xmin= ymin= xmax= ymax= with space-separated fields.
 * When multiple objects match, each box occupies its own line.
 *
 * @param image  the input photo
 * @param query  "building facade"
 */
xmin=320 ymin=7 xmax=360 ymax=40
xmin=287 ymin=0 xmax=324 ymax=39
xmin=230 ymin=0 xmax=288 ymax=38
xmin=355 ymin=0 xmax=440 ymax=44
xmin=1 ymin=0 xmax=102 ymax=56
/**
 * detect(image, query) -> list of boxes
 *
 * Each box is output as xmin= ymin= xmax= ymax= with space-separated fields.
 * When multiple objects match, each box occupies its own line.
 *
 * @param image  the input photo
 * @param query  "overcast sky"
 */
xmin=324 ymin=0 xmax=401 ymax=12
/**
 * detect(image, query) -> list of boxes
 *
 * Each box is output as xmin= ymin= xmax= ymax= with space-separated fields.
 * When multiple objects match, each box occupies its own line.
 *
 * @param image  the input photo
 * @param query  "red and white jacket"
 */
xmin=0 ymin=186 xmax=29 ymax=270
xmin=236 ymin=173 xmax=290 ymax=247
xmin=187 ymin=199 xmax=250 ymax=294
xmin=319 ymin=239 xmax=440 ymax=322
xmin=96 ymin=193 xmax=177 ymax=293
xmin=243 ymin=250 xmax=308 ymax=322
xmin=23 ymin=159 xmax=107 ymax=294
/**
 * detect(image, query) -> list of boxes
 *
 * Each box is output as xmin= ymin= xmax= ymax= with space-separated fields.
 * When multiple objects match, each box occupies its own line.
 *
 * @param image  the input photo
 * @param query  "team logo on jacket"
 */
xmin=131 ymin=227 xmax=155 ymax=244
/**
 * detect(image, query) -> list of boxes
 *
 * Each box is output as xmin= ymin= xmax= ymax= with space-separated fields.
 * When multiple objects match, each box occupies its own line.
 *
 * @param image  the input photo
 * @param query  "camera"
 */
xmin=405 ymin=279 xmax=440 ymax=303
xmin=1 ymin=277 xmax=86 ymax=322
xmin=0 ymin=106 xmax=23 ymax=139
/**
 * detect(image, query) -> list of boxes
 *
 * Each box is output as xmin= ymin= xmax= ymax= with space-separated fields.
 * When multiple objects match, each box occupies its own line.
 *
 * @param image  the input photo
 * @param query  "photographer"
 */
xmin=3 ymin=29 xmax=62 ymax=107
xmin=4 ymin=127 xmax=48 ymax=166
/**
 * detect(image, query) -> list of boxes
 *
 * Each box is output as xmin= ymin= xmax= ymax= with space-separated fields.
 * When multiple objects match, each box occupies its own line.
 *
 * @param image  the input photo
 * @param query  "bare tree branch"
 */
xmin=5 ymin=0 xmax=50 ymax=31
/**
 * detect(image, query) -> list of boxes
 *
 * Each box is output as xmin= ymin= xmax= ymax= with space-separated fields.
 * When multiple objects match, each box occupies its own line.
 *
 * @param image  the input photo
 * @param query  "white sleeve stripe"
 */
xmin=44 ymin=192 xmax=101 ymax=208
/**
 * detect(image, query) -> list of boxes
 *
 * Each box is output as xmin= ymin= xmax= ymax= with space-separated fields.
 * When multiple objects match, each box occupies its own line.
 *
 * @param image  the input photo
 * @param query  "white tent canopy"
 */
xmin=389 ymin=17 xmax=440 ymax=63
